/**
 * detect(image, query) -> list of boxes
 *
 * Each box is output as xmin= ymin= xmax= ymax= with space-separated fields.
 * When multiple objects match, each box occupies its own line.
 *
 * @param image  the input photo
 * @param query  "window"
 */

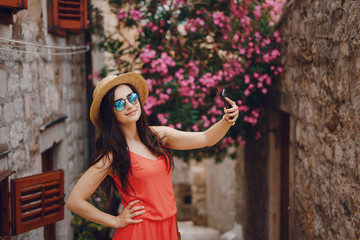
xmin=0 ymin=170 xmax=15 ymax=240
xmin=0 ymin=0 xmax=27 ymax=9
xmin=11 ymin=170 xmax=65 ymax=235
xmin=0 ymin=0 xmax=28 ymax=24
xmin=47 ymin=0 xmax=88 ymax=35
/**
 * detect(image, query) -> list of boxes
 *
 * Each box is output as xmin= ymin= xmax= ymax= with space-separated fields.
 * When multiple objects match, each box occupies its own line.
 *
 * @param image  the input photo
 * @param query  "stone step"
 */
xmin=178 ymin=221 xmax=220 ymax=240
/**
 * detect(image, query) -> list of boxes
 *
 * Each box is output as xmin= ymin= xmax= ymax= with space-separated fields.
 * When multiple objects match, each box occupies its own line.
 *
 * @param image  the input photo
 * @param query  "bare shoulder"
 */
xmin=92 ymin=152 xmax=114 ymax=176
xmin=150 ymin=125 xmax=169 ymax=138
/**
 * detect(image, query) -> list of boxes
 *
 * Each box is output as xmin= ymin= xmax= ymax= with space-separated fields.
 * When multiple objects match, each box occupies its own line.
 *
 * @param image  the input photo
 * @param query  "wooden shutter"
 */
xmin=11 ymin=170 xmax=65 ymax=235
xmin=0 ymin=0 xmax=27 ymax=9
xmin=0 ymin=0 xmax=27 ymax=25
xmin=48 ymin=0 xmax=88 ymax=34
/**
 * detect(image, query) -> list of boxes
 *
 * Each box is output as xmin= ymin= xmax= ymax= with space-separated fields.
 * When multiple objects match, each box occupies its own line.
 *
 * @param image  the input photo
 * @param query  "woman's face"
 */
xmin=113 ymin=84 xmax=141 ymax=125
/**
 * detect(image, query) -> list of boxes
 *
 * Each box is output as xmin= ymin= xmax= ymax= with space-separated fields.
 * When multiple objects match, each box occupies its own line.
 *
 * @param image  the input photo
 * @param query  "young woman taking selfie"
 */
xmin=66 ymin=72 xmax=239 ymax=240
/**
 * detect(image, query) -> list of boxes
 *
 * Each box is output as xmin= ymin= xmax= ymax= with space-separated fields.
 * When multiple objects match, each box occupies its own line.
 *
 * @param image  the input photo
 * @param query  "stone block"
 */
xmin=0 ymin=70 xmax=7 ymax=98
xmin=10 ymin=121 xmax=24 ymax=148
xmin=13 ymin=149 xmax=26 ymax=171
xmin=14 ymin=97 xmax=24 ymax=119
xmin=21 ymin=63 xmax=33 ymax=91
xmin=8 ymin=73 xmax=20 ymax=96
xmin=0 ymin=127 xmax=9 ymax=146
xmin=44 ymin=85 xmax=60 ymax=113
xmin=3 ymin=102 xmax=15 ymax=123
xmin=24 ymin=94 xmax=32 ymax=119
xmin=0 ymin=48 xmax=10 ymax=61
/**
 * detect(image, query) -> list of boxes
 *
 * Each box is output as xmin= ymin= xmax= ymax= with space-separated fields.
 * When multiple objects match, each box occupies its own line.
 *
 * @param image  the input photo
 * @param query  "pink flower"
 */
xmin=244 ymin=116 xmax=257 ymax=125
xmin=271 ymin=49 xmax=280 ymax=59
xmin=244 ymin=75 xmax=251 ymax=84
xmin=196 ymin=18 xmax=205 ymax=26
xmin=140 ymin=46 xmax=156 ymax=64
xmin=129 ymin=9 xmax=142 ymax=21
xmin=157 ymin=113 xmax=169 ymax=125
xmin=253 ymin=5 xmax=262 ymax=19
xmin=176 ymin=123 xmax=182 ymax=129
xmin=174 ymin=0 xmax=185 ymax=8
xmin=152 ymin=25 xmax=159 ymax=32
xmin=117 ymin=9 xmax=128 ymax=19
xmin=239 ymin=48 xmax=246 ymax=55
xmin=244 ymin=89 xmax=251 ymax=96
xmin=201 ymin=115 xmax=211 ymax=128
xmin=261 ymin=88 xmax=268 ymax=94
xmin=211 ymin=116 xmax=217 ymax=123
xmin=192 ymin=124 xmax=199 ymax=132
xmin=233 ymin=33 xmax=239 ymax=42
xmin=238 ymin=105 xmax=250 ymax=112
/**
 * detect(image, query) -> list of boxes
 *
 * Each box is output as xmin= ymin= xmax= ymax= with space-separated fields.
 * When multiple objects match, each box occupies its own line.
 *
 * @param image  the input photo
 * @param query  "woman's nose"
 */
xmin=125 ymin=99 xmax=134 ymax=109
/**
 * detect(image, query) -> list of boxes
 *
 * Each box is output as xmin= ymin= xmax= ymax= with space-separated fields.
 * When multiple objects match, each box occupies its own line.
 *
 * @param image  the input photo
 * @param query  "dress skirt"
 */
xmin=112 ymin=214 xmax=179 ymax=240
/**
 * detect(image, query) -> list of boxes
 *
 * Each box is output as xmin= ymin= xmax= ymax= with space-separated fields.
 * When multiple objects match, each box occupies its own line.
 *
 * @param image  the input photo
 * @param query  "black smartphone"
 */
xmin=221 ymin=89 xmax=232 ymax=109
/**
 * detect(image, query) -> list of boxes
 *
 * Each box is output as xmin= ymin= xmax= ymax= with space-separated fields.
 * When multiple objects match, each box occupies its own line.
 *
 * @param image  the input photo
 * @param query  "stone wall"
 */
xmin=0 ymin=1 xmax=88 ymax=239
xmin=276 ymin=0 xmax=360 ymax=239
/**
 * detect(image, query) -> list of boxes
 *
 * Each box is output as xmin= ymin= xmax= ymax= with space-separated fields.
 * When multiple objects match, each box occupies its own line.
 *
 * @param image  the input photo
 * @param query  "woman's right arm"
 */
xmin=66 ymin=156 xmax=145 ymax=228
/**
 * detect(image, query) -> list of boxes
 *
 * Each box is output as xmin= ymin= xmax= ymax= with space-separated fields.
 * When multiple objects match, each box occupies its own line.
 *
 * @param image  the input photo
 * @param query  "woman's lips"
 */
xmin=126 ymin=110 xmax=137 ymax=115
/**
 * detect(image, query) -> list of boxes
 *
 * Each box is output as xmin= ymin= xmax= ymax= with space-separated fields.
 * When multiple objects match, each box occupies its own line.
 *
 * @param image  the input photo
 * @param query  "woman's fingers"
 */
xmin=131 ymin=210 xmax=146 ymax=217
xmin=128 ymin=219 xmax=143 ymax=224
xmin=127 ymin=200 xmax=140 ymax=208
xmin=223 ymin=97 xmax=239 ymax=124
xmin=116 ymin=200 xmax=146 ymax=228
xmin=130 ymin=205 xmax=145 ymax=213
xmin=225 ymin=97 xmax=236 ymax=106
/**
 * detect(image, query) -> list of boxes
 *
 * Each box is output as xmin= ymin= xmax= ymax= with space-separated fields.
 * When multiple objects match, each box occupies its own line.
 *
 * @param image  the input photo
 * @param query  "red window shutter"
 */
xmin=0 ymin=0 xmax=28 ymax=24
xmin=11 ymin=170 xmax=65 ymax=235
xmin=0 ymin=0 xmax=27 ymax=9
xmin=48 ymin=0 xmax=88 ymax=34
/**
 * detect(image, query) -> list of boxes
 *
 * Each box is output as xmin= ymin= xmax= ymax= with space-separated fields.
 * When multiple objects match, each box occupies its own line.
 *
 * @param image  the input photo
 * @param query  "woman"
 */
xmin=66 ymin=72 xmax=239 ymax=240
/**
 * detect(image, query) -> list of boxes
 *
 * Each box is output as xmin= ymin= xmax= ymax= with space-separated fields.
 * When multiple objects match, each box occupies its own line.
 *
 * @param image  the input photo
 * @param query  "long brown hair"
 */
xmin=90 ymin=83 xmax=174 ymax=199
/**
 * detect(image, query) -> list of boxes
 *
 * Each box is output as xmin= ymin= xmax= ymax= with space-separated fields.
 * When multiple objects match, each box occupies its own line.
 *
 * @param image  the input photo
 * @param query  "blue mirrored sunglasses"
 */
xmin=114 ymin=92 xmax=139 ymax=112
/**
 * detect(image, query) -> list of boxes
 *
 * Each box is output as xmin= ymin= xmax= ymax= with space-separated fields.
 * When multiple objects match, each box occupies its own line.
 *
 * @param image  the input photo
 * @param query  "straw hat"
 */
xmin=90 ymin=72 xmax=149 ymax=128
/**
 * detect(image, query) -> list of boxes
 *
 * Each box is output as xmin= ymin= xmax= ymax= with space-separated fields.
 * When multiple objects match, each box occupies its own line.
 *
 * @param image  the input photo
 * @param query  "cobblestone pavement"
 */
xmin=178 ymin=221 xmax=220 ymax=240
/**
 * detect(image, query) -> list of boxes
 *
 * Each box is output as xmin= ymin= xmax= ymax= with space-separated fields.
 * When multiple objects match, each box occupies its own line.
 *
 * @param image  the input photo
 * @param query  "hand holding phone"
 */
xmin=221 ymin=89 xmax=232 ymax=109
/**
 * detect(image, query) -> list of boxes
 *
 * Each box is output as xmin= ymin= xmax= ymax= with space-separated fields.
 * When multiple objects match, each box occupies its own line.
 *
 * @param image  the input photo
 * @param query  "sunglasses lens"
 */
xmin=128 ymin=93 xmax=139 ymax=104
xmin=114 ymin=100 xmax=125 ymax=112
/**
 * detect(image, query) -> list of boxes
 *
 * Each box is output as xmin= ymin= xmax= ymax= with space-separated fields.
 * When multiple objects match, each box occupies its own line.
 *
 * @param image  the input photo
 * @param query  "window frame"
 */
xmin=11 ymin=170 xmax=65 ymax=235
xmin=0 ymin=170 xmax=15 ymax=240
xmin=47 ymin=0 xmax=88 ymax=35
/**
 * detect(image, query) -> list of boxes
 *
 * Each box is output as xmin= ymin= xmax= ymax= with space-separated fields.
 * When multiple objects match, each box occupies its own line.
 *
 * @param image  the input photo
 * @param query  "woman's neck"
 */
xmin=121 ymin=123 xmax=140 ymax=142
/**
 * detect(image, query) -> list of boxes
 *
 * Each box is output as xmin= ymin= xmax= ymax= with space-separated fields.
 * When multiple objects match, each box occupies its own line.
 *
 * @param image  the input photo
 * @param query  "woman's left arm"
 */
xmin=152 ymin=97 xmax=239 ymax=150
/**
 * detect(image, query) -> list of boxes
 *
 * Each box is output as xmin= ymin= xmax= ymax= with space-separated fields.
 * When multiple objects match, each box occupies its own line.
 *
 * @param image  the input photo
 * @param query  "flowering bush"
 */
xmin=89 ymin=0 xmax=285 ymax=160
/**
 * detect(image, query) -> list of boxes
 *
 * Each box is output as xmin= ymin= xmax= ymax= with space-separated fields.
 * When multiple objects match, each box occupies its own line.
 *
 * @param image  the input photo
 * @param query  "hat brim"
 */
xmin=90 ymin=72 xmax=149 ymax=128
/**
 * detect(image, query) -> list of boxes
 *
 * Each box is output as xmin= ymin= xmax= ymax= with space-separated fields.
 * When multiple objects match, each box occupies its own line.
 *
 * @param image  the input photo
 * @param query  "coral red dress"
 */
xmin=112 ymin=151 xmax=178 ymax=240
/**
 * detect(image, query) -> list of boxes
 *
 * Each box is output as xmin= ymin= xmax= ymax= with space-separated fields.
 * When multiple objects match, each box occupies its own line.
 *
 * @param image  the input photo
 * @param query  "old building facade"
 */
xmin=0 ymin=0 xmax=89 ymax=239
